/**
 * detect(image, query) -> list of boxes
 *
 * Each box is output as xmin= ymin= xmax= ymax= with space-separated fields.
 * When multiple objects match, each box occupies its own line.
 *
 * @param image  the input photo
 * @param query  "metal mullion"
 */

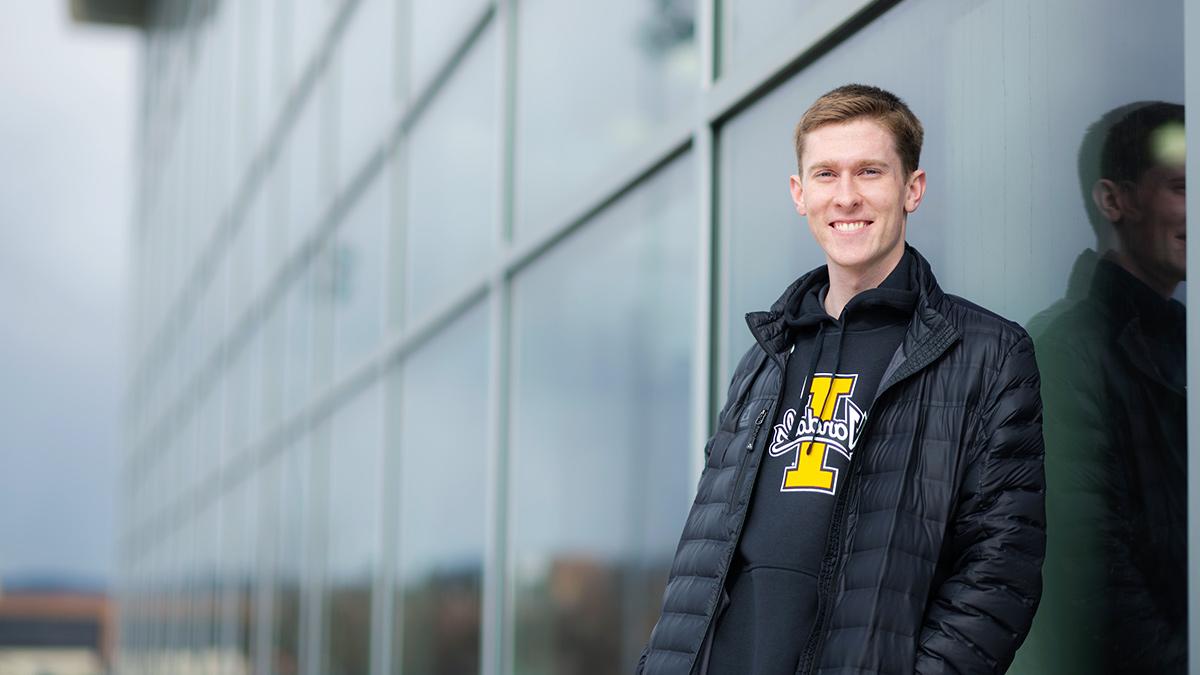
xmin=1186 ymin=0 xmax=1199 ymax=669
xmin=483 ymin=1 xmax=516 ymax=674
xmin=377 ymin=0 xmax=411 ymax=659
xmin=393 ymin=3 xmax=497 ymax=142
xmin=504 ymin=127 xmax=694 ymax=278
xmin=380 ymin=363 xmax=403 ymax=675
xmin=483 ymin=270 xmax=511 ymax=675
xmin=302 ymin=425 xmax=329 ymax=675
xmin=702 ymin=0 xmax=898 ymax=128
xmin=690 ymin=0 xmax=718 ymax=491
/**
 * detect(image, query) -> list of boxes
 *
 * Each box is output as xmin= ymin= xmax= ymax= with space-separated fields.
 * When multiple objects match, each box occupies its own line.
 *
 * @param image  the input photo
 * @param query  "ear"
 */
xmin=904 ymin=169 xmax=927 ymax=213
xmin=1092 ymin=178 xmax=1138 ymax=223
xmin=789 ymin=174 xmax=807 ymax=216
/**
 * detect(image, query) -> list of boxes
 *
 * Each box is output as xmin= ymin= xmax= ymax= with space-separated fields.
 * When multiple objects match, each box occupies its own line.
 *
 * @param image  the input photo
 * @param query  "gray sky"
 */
xmin=0 ymin=2 xmax=135 ymax=587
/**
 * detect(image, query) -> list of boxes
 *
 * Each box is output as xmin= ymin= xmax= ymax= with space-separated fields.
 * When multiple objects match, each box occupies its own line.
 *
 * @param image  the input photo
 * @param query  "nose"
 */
xmin=832 ymin=176 xmax=861 ymax=210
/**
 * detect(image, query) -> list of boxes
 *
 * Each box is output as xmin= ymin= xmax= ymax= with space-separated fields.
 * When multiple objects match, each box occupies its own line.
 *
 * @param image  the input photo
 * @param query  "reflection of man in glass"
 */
xmin=637 ymin=84 xmax=1045 ymax=675
xmin=1030 ymin=102 xmax=1186 ymax=674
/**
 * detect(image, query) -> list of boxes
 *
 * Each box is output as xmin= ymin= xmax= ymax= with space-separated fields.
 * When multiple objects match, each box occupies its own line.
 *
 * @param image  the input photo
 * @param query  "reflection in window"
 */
xmin=409 ymin=0 xmax=490 ymax=93
xmin=191 ymin=502 xmax=222 ymax=669
xmin=333 ymin=168 xmax=389 ymax=376
xmin=264 ymin=440 xmax=309 ymax=675
xmin=1021 ymin=105 xmax=1187 ymax=675
xmin=323 ymin=385 xmax=383 ymax=675
xmin=511 ymin=155 xmax=696 ymax=675
xmin=335 ymin=0 xmax=395 ymax=185
xmin=224 ymin=328 xmax=262 ymax=461
xmin=262 ymin=298 xmax=286 ymax=430
xmin=287 ymin=90 xmax=328 ymax=254
xmin=229 ymin=198 xmax=256 ymax=327
xmin=718 ymin=0 xmax=809 ymax=75
xmin=514 ymin=0 xmax=697 ymax=238
xmin=393 ymin=302 xmax=489 ymax=675
xmin=248 ymin=0 xmax=280 ymax=154
xmin=288 ymin=1 xmax=335 ymax=90
xmin=406 ymin=28 xmax=498 ymax=322
xmin=219 ymin=476 xmax=257 ymax=674
xmin=283 ymin=264 xmax=314 ymax=418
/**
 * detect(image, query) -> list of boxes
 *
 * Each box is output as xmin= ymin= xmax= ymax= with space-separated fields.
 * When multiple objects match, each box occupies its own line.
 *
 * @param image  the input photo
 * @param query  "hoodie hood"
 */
xmin=746 ymin=245 xmax=934 ymax=363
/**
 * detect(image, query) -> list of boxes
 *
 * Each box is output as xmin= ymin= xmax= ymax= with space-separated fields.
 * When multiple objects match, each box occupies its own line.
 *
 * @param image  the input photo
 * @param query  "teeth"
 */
xmin=833 ymin=221 xmax=868 ymax=232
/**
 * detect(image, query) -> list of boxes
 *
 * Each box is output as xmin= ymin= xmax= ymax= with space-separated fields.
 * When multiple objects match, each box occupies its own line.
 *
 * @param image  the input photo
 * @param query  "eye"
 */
xmin=813 ymin=170 xmax=835 ymax=179
xmin=860 ymin=167 xmax=882 ymax=176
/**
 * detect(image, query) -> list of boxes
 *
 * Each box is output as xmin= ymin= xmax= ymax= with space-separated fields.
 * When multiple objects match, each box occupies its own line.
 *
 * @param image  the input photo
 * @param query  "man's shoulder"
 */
xmin=938 ymin=292 xmax=1032 ymax=353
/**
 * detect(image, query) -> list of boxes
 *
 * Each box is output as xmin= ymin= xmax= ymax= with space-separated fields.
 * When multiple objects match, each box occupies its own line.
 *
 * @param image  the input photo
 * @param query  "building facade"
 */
xmin=102 ymin=0 xmax=1194 ymax=673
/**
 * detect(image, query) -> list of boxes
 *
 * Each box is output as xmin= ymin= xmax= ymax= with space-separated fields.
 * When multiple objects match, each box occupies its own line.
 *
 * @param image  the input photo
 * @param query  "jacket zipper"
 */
xmin=727 ymin=405 xmax=770 ymax=514
xmin=796 ymin=396 xmax=881 ymax=675
xmin=796 ymin=319 xmax=961 ymax=673
xmin=687 ymin=349 xmax=786 ymax=675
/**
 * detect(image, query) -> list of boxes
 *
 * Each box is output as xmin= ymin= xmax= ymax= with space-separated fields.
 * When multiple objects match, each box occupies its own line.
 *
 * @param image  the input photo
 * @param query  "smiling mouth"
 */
xmin=832 ymin=220 xmax=870 ymax=232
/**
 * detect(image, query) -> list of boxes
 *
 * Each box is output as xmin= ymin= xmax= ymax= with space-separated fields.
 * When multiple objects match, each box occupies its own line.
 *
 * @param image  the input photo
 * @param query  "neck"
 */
xmin=1107 ymin=247 xmax=1179 ymax=299
xmin=824 ymin=248 xmax=905 ymax=318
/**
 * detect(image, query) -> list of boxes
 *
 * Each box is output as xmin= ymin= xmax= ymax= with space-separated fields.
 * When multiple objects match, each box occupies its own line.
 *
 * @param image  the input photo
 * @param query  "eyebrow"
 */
xmin=807 ymin=159 xmax=892 ymax=172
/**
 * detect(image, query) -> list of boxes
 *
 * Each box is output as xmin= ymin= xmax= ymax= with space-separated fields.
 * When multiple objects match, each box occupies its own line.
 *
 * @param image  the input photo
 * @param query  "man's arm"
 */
xmin=914 ymin=335 xmax=1045 ymax=675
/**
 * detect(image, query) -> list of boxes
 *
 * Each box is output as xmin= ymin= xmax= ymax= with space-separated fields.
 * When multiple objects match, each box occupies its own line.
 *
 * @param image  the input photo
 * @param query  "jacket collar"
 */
xmin=1091 ymin=256 xmax=1186 ymax=395
xmin=746 ymin=244 xmax=959 ymax=386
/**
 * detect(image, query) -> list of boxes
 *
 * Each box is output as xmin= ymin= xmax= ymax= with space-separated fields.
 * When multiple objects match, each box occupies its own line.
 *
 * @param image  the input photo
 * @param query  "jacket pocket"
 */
xmin=726 ymin=406 xmax=770 ymax=513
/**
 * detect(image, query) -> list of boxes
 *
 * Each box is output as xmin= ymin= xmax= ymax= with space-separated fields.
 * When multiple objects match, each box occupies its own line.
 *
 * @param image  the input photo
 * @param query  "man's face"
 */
xmin=789 ymin=119 xmax=925 ymax=281
xmin=1120 ymin=161 xmax=1186 ymax=287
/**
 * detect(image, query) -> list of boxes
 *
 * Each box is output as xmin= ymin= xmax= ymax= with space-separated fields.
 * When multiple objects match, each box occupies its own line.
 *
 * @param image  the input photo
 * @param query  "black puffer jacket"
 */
xmin=638 ymin=247 xmax=1045 ymax=675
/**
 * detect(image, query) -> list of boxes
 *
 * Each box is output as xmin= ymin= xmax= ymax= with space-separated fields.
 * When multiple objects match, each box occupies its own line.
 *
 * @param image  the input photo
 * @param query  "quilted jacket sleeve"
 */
xmin=914 ymin=335 xmax=1046 ymax=674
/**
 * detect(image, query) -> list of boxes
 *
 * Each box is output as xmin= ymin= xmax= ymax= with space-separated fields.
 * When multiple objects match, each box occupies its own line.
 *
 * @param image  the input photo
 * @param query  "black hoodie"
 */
xmin=707 ymin=251 xmax=917 ymax=675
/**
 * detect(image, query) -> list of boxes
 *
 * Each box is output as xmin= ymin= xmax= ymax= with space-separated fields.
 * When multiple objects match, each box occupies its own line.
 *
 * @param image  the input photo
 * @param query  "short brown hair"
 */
xmin=794 ymin=84 xmax=924 ymax=175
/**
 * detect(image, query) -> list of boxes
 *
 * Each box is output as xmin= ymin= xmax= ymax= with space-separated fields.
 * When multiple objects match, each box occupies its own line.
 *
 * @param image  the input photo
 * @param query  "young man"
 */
xmin=637 ymin=84 xmax=1045 ymax=675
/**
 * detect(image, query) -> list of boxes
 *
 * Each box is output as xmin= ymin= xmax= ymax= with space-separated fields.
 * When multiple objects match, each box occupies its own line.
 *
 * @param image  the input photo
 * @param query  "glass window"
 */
xmin=312 ymin=241 xmax=338 ymax=394
xmin=191 ymin=501 xmax=221 ymax=668
xmin=323 ymin=384 xmax=384 ymax=675
xmin=219 ymin=475 xmax=257 ymax=675
xmin=225 ymin=327 xmax=262 ymax=458
xmin=393 ymin=302 xmax=489 ymax=675
xmin=409 ymin=0 xmax=490 ymax=93
xmin=252 ymin=164 xmax=284 ymax=305
xmin=288 ymin=1 xmax=336 ymax=89
xmin=510 ymin=155 xmax=697 ymax=674
xmin=514 ymin=0 xmax=698 ymax=238
xmin=203 ymin=253 xmax=231 ymax=367
xmin=231 ymin=192 xmax=259 ymax=325
xmin=719 ymin=0 xmax=809 ymax=76
xmin=335 ymin=0 xmax=396 ymax=186
xmin=287 ymin=86 xmax=329 ymax=255
xmin=250 ymin=0 xmax=281 ymax=154
xmin=196 ymin=381 xmax=225 ymax=496
xmin=263 ymin=439 xmax=310 ymax=675
xmin=284 ymin=263 xmax=315 ymax=418
xmin=405 ymin=27 xmax=498 ymax=322
xmin=262 ymin=298 xmax=286 ymax=431
xmin=333 ymin=167 xmax=389 ymax=376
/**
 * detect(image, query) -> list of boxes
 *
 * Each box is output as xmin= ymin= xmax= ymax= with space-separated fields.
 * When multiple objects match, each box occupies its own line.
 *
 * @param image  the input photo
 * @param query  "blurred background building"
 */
xmin=0 ymin=584 xmax=114 ymax=675
xmin=70 ymin=0 xmax=1192 ymax=673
